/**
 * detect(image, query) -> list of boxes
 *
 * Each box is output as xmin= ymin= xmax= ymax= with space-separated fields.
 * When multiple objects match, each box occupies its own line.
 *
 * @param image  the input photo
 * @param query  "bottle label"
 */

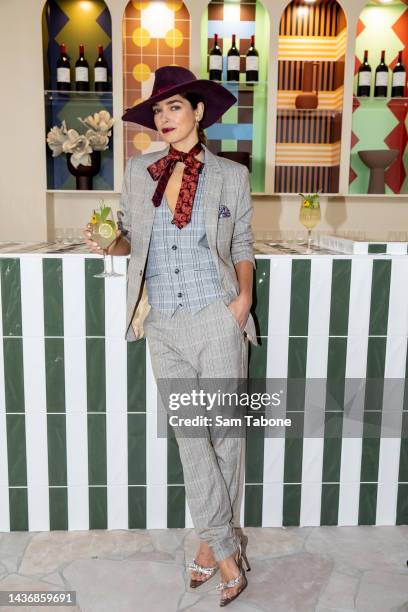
xmin=375 ymin=72 xmax=388 ymax=87
xmin=358 ymin=72 xmax=371 ymax=86
xmin=392 ymin=71 xmax=406 ymax=87
xmin=57 ymin=67 xmax=70 ymax=83
xmin=95 ymin=67 xmax=108 ymax=82
xmin=246 ymin=56 xmax=258 ymax=72
xmin=209 ymin=55 xmax=222 ymax=71
xmin=227 ymin=56 xmax=240 ymax=71
xmin=76 ymin=66 xmax=89 ymax=82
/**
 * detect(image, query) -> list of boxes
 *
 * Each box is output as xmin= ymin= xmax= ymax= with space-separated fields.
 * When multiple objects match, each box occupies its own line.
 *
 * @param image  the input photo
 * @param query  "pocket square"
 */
xmin=218 ymin=205 xmax=231 ymax=218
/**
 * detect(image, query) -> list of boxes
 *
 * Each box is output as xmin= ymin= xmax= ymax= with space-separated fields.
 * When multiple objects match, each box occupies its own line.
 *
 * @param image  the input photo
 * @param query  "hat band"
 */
xmin=154 ymin=85 xmax=177 ymax=96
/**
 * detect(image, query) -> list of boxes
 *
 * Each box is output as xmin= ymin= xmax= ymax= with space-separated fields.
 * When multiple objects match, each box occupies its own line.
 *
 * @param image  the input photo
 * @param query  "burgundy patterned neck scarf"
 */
xmin=147 ymin=141 xmax=204 ymax=229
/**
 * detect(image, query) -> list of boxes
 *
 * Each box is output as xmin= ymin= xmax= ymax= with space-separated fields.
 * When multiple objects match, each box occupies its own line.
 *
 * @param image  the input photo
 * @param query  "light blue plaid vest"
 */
xmin=145 ymin=162 xmax=227 ymax=316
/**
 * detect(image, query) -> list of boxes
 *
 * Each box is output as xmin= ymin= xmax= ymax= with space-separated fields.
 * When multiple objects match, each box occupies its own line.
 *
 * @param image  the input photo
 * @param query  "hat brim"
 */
xmin=121 ymin=79 xmax=237 ymax=130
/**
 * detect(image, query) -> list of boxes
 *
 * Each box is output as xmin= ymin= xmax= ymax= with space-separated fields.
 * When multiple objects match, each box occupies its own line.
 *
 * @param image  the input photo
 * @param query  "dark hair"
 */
xmin=178 ymin=91 xmax=207 ymax=145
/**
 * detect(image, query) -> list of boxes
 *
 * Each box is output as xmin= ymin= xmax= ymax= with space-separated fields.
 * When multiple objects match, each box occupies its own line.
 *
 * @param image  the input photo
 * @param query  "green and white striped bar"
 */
xmin=0 ymin=252 xmax=407 ymax=532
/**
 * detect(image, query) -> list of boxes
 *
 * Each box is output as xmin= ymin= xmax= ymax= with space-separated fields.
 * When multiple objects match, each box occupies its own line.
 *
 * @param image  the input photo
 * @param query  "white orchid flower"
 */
xmin=62 ymin=131 xmax=92 ymax=167
xmin=46 ymin=123 xmax=69 ymax=157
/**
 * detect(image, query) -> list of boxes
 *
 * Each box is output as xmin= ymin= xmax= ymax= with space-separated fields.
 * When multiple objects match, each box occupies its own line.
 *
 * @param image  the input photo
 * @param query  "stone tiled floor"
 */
xmin=0 ymin=526 xmax=407 ymax=611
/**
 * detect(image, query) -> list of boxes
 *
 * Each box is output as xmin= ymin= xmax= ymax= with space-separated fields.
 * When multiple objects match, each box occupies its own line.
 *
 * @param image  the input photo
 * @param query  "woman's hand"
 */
xmin=83 ymin=223 xmax=121 ymax=255
xmin=227 ymin=293 xmax=252 ymax=331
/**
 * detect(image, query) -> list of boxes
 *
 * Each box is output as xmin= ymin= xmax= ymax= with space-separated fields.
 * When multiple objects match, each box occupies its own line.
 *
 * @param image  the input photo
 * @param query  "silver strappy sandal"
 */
xmin=188 ymin=558 xmax=219 ymax=589
xmin=215 ymin=542 xmax=250 ymax=607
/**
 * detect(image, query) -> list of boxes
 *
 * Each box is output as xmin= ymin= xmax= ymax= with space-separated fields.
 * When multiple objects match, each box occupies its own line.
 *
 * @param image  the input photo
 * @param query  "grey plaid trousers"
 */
xmin=144 ymin=297 xmax=249 ymax=562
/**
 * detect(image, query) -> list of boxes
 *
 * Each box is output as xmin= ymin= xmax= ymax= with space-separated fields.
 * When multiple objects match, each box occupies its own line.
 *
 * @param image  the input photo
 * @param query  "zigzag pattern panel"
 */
xmin=350 ymin=1 xmax=408 ymax=194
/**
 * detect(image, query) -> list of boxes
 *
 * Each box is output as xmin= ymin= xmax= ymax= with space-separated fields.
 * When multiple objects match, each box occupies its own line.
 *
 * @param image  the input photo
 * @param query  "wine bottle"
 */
xmin=357 ymin=49 xmax=371 ymax=97
xmin=209 ymin=33 xmax=222 ymax=81
xmin=374 ymin=50 xmax=388 ymax=97
xmin=56 ymin=43 xmax=71 ymax=91
xmin=94 ymin=45 xmax=109 ymax=92
xmin=391 ymin=50 xmax=406 ymax=97
xmin=227 ymin=34 xmax=240 ymax=81
xmin=75 ymin=44 xmax=89 ymax=92
xmin=245 ymin=35 xmax=259 ymax=82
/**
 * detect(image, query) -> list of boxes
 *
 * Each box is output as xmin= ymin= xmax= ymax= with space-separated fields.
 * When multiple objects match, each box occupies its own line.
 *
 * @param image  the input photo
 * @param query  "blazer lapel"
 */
xmin=201 ymin=144 xmax=222 ymax=252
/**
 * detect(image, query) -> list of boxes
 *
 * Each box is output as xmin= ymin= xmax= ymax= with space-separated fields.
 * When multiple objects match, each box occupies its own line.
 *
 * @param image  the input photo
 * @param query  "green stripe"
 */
xmin=128 ymin=413 xmax=146 ymax=485
xmin=86 ymin=338 xmax=106 ymax=412
xmin=3 ymin=338 xmax=25 ymax=412
xmin=85 ymin=258 xmax=105 ymax=336
xmin=369 ymin=260 xmax=391 ymax=335
xmin=88 ymin=413 xmax=106 ymax=485
xmin=398 ymin=412 xmax=408 ymax=482
xmin=244 ymin=484 xmax=263 ymax=527
xmin=396 ymin=484 xmax=408 ymax=524
xmin=89 ymin=486 xmax=107 ymax=529
xmin=322 ymin=336 xmax=347 ymax=524
xmin=368 ymin=244 xmax=387 ymax=253
xmin=128 ymin=486 xmax=146 ymax=528
xmin=0 ymin=258 xmax=22 ymax=336
xmin=127 ymin=340 xmax=146 ymax=411
xmin=47 ymin=414 xmax=67 ymax=486
xmin=167 ymin=485 xmax=185 ymax=528
xmin=282 ymin=484 xmax=301 ymax=526
xmin=289 ymin=260 xmax=311 ymax=336
xmin=43 ymin=258 xmax=64 ymax=336
xmin=320 ymin=484 xmax=339 ymax=525
xmin=9 ymin=488 xmax=28 ymax=531
xmin=45 ymin=339 xmax=65 ymax=412
xmin=365 ymin=337 xmax=386 ymax=412
xmin=252 ymin=259 xmax=270 ymax=337
xmin=329 ymin=260 xmax=351 ymax=336
xmin=7 ymin=413 xmax=27 ymax=485
xmin=358 ymin=484 xmax=377 ymax=525
xmin=49 ymin=488 xmax=68 ymax=530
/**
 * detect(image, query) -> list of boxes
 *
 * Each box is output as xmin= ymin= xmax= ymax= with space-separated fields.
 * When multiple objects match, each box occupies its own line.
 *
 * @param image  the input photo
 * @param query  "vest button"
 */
xmin=177 ymin=292 xmax=182 ymax=297
xmin=139 ymin=270 xmax=142 ymax=276
xmin=171 ymin=244 xmax=177 ymax=250
xmin=174 ymin=268 xmax=180 ymax=274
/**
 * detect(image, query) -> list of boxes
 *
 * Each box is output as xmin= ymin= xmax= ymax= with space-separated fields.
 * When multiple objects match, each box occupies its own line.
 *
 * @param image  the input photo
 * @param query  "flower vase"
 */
xmin=66 ymin=151 xmax=101 ymax=190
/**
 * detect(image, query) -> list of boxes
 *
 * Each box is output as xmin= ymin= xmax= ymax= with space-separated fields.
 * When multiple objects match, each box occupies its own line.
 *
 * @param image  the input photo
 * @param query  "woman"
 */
xmin=84 ymin=66 xmax=257 ymax=607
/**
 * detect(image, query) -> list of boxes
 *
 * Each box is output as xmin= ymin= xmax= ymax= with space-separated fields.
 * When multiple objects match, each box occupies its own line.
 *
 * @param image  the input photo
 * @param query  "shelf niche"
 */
xmin=122 ymin=0 xmax=191 ymax=166
xmin=42 ymin=0 xmax=113 ymax=191
xmin=200 ymin=0 xmax=269 ymax=193
xmin=275 ymin=0 xmax=347 ymax=194
xmin=349 ymin=0 xmax=408 ymax=195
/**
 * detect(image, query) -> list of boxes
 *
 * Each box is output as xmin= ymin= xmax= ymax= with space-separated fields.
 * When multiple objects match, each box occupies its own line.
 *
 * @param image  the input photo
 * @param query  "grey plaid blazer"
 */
xmin=120 ymin=143 xmax=259 ymax=346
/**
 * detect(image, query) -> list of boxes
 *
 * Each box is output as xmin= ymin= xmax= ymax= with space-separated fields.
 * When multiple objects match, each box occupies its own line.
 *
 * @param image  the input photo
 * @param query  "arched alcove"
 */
xmin=275 ymin=0 xmax=347 ymax=193
xmin=122 ymin=0 xmax=191 ymax=165
xmin=42 ymin=0 xmax=113 ymax=190
xmin=349 ymin=0 xmax=408 ymax=195
xmin=201 ymin=0 xmax=270 ymax=193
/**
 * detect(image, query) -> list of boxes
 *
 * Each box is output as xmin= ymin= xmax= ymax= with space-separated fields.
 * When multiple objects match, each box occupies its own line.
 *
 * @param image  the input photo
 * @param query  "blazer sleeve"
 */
xmin=231 ymin=165 xmax=256 ymax=269
xmin=118 ymin=156 xmax=134 ymax=245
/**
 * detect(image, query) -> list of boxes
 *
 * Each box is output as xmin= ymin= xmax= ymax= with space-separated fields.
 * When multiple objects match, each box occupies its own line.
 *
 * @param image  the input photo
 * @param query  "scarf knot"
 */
xmin=147 ymin=142 xmax=204 ymax=229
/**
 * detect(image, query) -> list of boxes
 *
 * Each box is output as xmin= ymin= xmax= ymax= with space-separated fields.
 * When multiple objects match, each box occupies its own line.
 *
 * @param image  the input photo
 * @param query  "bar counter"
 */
xmin=0 ymin=241 xmax=407 ymax=532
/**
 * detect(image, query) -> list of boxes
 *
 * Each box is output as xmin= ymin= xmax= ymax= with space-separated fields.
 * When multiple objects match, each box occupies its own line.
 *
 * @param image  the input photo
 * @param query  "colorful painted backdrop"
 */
xmin=350 ymin=1 xmax=408 ymax=195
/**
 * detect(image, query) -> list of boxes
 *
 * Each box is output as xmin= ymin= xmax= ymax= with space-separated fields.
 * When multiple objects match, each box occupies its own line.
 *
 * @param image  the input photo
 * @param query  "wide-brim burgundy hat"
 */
xmin=121 ymin=66 xmax=237 ymax=131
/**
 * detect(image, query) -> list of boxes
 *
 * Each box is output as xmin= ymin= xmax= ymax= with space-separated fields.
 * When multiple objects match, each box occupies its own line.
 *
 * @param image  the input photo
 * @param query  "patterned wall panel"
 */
xmin=123 ymin=0 xmax=190 ymax=164
xmin=350 ymin=2 xmax=408 ymax=195
xmin=201 ymin=0 xmax=269 ymax=193
xmin=275 ymin=0 xmax=346 ymax=193
xmin=42 ymin=0 xmax=113 ymax=190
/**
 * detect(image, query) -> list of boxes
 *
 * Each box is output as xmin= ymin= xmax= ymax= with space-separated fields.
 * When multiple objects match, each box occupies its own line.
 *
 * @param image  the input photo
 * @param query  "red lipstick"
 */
xmin=162 ymin=128 xmax=175 ymax=133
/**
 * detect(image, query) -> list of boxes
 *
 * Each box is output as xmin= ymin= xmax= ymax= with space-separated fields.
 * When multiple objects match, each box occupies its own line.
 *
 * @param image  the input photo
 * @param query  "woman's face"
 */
xmin=152 ymin=94 xmax=204 ymax=145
